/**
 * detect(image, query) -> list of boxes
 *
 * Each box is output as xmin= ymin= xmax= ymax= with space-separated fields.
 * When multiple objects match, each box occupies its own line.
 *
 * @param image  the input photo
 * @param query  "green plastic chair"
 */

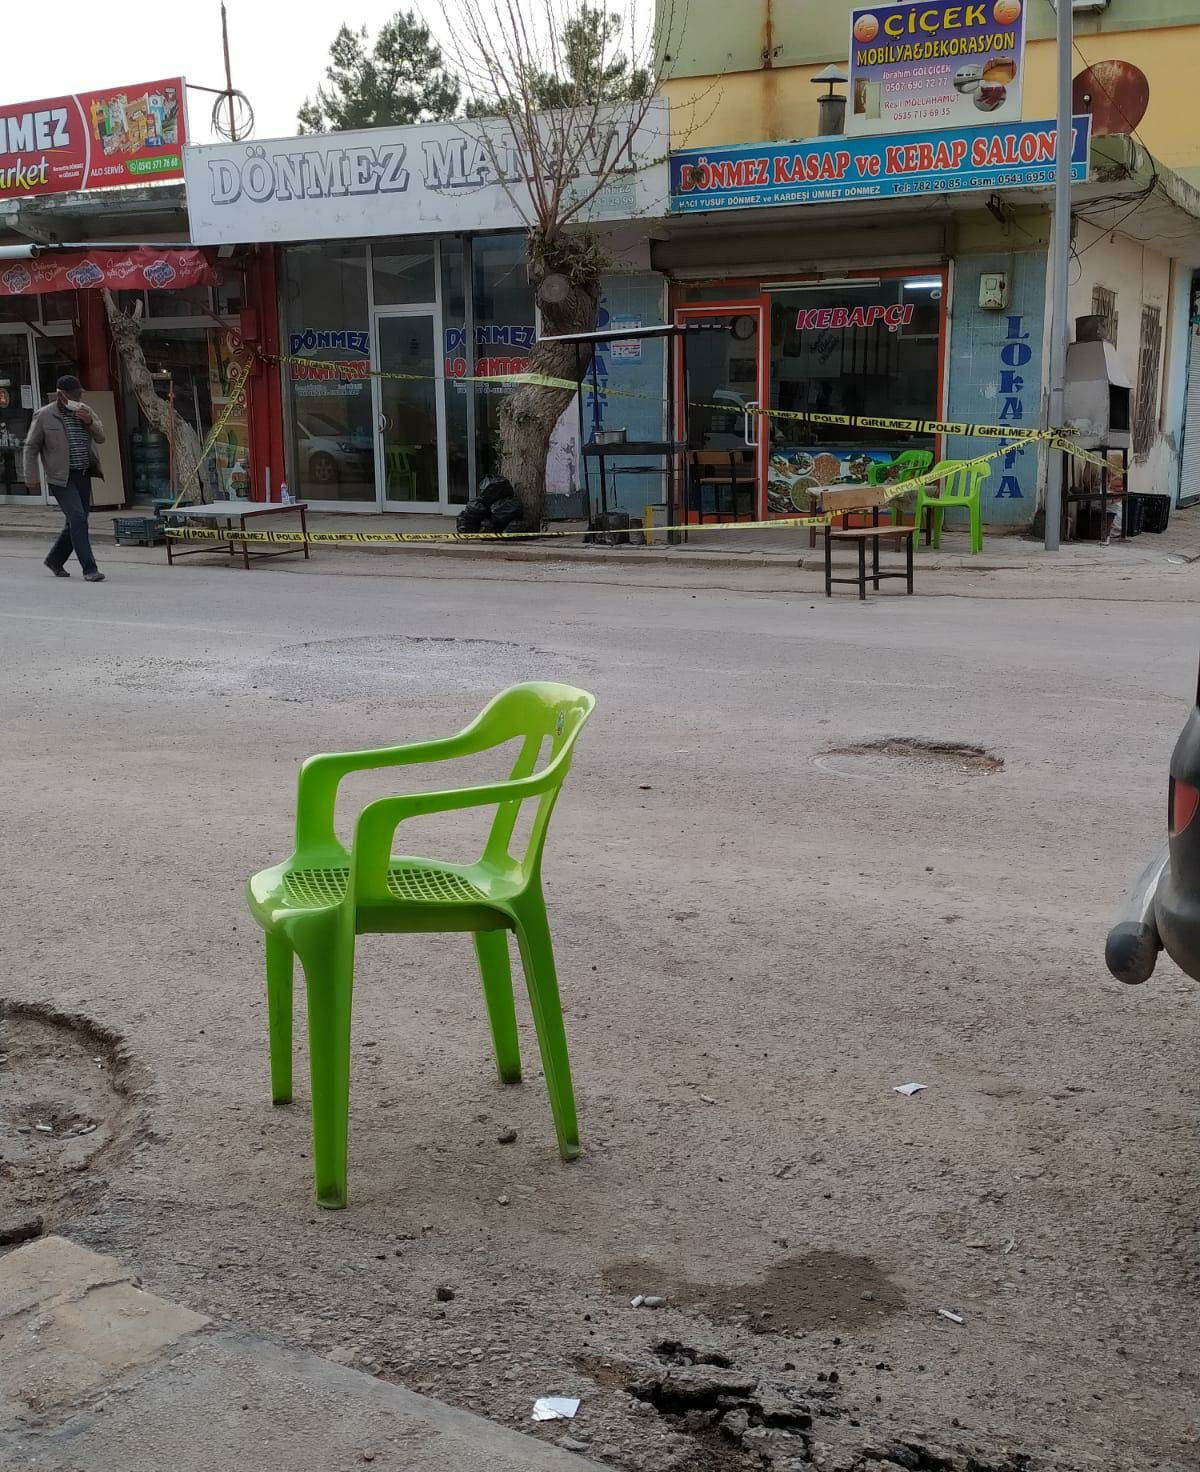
xmin=867 ymin=450 xmax=935 ymax=529
xmin=386 ymin=445 xmax=418 ymax=498
xmin=912 ymin=458 xmax=990 ymax=554
xmin=246 ymin=682 xmax=596 ymax=1209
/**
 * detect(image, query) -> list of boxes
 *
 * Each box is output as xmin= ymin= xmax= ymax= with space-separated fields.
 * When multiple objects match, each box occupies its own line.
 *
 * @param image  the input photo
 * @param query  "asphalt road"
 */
xmin=1 ymin=538 xmax=1196 ymax=1472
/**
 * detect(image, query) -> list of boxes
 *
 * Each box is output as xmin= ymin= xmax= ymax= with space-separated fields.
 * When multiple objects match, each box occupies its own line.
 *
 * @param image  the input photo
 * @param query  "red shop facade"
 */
xmin=0 ymin=186 xmax=285 ymax=512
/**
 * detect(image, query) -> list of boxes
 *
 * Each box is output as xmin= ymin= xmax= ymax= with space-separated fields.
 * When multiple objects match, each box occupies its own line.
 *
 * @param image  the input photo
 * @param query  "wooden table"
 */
xmin=165 ymin=499 xmax=310 ymax=570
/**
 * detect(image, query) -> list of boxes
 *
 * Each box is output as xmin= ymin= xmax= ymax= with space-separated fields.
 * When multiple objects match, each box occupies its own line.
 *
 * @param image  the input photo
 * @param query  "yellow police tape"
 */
xmin=164 ymin=435 xmax=1042 ymax=547
xmin=275 ymin=351 xmax=1108 ymax=463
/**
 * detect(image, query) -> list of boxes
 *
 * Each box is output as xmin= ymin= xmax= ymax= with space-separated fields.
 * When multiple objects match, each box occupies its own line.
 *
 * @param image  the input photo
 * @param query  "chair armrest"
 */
xmin=294 ymin=729 xmax=490 ymax=853
xmin=351 ymin=770 xmax=556 ymax=903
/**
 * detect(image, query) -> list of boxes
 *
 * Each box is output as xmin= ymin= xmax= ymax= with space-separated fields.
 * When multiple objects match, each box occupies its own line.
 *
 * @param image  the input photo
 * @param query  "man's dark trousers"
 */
xmin=47 ymin=468 xmax=98 ymax=576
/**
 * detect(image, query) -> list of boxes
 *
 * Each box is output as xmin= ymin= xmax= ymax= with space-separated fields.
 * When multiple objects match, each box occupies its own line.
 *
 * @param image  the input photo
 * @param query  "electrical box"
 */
xmin=979 ymin=273 xmax=1009 ymax=312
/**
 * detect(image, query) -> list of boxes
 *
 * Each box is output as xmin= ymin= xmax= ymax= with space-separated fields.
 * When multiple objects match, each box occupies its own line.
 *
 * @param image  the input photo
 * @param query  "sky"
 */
xmin=3 ymin=0 xmax=473 ymax=144
xmin=11 ymin=4 xmax=1123 ymax=184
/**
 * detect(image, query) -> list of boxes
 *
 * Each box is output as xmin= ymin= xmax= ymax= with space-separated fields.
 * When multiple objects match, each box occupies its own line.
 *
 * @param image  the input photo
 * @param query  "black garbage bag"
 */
xmin=456 ymin=500 xmax=488 ymax=533
xmin=477 ymin=475 xmax=515 ymax=508
xmin=488 ymin=496 xmax=523 ymax=531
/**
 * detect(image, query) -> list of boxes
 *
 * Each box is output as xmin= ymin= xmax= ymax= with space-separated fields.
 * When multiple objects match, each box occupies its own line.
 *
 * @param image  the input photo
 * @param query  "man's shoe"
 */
xmin=44 ymin=560 xmax=69 ymax=578
xmin=83 ymin=571 xmax=106 ymax=583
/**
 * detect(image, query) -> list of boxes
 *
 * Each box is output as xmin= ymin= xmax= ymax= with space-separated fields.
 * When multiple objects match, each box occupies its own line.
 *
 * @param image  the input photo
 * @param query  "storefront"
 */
xmin=671 ymin=272 xmax=945 ymax=518
xmin=277 ymin=232 xmax=537 ymax=511
xmin=0 ymin=250 xmax=249 ymax=508
xmin=660 ymin=118 xmax=1094 ymax=524
xmin=183 ymin=106 xmax=670 ymax=515
xmin=0 ymin=75 xmax=262 ymax=511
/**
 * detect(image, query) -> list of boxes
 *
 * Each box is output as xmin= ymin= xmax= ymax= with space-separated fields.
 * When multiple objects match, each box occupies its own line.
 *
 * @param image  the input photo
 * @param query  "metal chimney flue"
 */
xmin=812 ymin=65 xmax=849 ymax=137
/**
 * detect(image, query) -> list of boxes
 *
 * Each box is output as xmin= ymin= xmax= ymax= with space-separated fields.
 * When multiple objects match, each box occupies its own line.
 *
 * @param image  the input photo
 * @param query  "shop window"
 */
xmin=41 ymin=292 xmax=76 ymax=324
xmin=119 ymin=325 xmax=249 ymax=504
xmin=146 ymin=284 xmax=213 ymax=319
xmin=1133 ymin=304 xmax=1163 ymax=463
xmin=214 ymin=273 xmax=243 ymax=316
xmin=470 ymin=234 xmax=535 ymax=481
xmin=281 ymin=241 xmax=374 ymax=503
xmin=373 ymin=241 xmax=436 ymax=305
xmin=765 ymin=279 xmax=939 ymax=497
xmin=0 ymin=295 xmax=38 ymax=324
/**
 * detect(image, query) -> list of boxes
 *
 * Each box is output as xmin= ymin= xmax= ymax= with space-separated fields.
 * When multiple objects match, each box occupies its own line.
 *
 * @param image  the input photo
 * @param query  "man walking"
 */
xmin=24 ymin=374 xmax=107 ymax=582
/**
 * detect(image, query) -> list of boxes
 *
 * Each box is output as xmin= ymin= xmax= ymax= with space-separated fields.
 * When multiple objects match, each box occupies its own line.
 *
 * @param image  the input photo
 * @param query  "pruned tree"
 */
xmin=102 ymin=290 xmax=209 ymax=502
xmin=299 ymin=11 xmax=461 ymax=133
xmin=444 ymin=1 xmax=679 ymax=522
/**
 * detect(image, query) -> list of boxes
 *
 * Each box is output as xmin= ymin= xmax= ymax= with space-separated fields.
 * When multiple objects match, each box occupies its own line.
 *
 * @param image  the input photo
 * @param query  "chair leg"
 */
xmin=474 ymin=930 xmax=522 ymax=1084
xmin=971 ymin=501 xmax=983 ymax=554
xmin=300 ymin=937 xmax=354 ymax=1209
xmin=265 ymin=932 xmax=294 ymax=1105
xmin=932 ymin=506 xmax=944 ymax=550
xmin=511 ymin=898 xmax=580 ymax=1161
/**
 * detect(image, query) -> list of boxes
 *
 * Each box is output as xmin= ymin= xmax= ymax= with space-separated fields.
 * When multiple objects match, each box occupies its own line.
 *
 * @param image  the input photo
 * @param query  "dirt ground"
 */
xmin=0 ymin=535 xmax=1197 ymax=1472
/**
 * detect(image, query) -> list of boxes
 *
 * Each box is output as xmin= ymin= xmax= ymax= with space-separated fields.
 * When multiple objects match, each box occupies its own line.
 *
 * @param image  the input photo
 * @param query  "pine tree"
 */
xmin=298 ymin=11 xmax=461 ymax=133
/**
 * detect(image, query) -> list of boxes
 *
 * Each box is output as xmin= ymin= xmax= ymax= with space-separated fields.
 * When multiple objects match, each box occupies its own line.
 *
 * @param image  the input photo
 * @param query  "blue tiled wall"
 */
xmin=946 ymin=250 xmax=1048 ymax=526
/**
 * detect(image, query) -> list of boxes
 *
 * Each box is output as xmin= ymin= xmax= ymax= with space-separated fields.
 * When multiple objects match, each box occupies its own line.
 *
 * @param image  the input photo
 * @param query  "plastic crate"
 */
xmin=1138 ymin=494 xmax=1172 ymax=533
xmin=112 ymin=515 xmax=165 ymax=547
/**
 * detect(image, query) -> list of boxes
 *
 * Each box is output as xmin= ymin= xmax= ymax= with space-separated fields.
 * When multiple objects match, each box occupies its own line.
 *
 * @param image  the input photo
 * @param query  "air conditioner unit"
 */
xmin=1072 ymin=0 xmax=1110 ymax=12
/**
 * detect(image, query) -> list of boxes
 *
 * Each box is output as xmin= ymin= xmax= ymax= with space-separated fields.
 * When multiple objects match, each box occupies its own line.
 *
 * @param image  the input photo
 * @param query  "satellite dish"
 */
xmin=1072 ymin=60 xmax=1150 ymax=137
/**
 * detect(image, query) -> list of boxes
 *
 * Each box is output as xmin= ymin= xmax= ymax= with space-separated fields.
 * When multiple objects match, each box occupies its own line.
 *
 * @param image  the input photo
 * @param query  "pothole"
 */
xmin=249 ymin=635 xmax=579 ymax=704
xmin=817 ymin=738 xmax=1003 ymax=782
xmin=0 ymin=1001 xmax=144 ymax=1239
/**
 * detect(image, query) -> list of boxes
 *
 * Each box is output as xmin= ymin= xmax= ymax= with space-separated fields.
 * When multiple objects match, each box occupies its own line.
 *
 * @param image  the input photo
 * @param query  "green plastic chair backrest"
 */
xmin=927 ymin=459 xmax=991 ymax=500
xmin=896 ymin=449 xmax=934 ymax=472
xmin=869 ymin=449 xmax=934 ymax=486
xmin=474 ymin=682 xmax=595 ymax=875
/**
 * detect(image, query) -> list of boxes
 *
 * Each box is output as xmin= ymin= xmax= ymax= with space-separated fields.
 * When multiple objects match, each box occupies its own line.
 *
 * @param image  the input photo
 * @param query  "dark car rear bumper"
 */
xmin=1105 ymin=846 xmax=1167 ymax=985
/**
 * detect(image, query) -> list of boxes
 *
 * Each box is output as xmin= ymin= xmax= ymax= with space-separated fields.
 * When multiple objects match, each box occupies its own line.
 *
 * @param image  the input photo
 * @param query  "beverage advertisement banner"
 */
xmin=670 ymin=117 xmax=1090 ymax=214
xmin=0 ymin=248 xmax=214 ymax=298
xmin=0 ymin=79 xmax=186 ymax=198
xmin=184 ymin=100 xmax=669 ymax=245
xmin=848 ymin=2 xmax=1027 ymax=136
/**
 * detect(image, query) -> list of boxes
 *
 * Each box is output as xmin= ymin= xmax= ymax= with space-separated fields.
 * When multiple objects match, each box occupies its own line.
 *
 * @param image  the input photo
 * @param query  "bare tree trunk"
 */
xmin=101 ymin=289 xmax=210 ymax=503
xmin=499 ymin=230 xmax=602 ymax=523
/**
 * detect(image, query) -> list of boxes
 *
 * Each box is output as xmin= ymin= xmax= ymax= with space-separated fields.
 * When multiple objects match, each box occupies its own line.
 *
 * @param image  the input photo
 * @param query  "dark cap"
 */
xmin=56 ymin=374 xmax=83 ymax=396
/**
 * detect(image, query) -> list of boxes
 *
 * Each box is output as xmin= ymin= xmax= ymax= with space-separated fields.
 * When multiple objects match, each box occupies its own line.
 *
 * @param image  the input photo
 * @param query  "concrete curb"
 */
xmin=0 ymin=515 xmax=1151 ymax=576
xmin=0 ymin=1236 xmax=603 ymax=1471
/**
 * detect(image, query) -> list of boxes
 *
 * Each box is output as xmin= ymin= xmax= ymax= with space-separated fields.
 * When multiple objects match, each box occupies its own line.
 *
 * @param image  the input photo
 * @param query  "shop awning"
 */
xmin=0 ymin=244 xmax=217 ymax=297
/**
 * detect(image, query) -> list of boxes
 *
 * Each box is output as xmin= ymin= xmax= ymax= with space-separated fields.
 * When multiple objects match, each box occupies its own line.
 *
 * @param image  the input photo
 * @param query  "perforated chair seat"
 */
xmin=281 ymin=864 xmax=486 ymax=909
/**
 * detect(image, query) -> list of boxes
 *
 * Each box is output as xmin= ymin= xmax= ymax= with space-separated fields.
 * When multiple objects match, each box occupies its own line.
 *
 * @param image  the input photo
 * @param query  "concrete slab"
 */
xmin=0 ymin=1239 xmax=602 ymax=1472
xmin=0 ymin=1237 xmax=207 ymax=1425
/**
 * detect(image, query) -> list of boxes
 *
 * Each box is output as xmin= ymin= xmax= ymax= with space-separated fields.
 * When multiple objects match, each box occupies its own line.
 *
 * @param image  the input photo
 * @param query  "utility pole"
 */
xmin=1043 ymin=0 xmax=1074 ymax=551
xmin=221 ymin=3 xmax=236 ymax=143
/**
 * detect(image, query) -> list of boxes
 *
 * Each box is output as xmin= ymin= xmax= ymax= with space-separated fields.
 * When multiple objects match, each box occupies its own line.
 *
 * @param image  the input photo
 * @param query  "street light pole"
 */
xmin=1043 ymin=0 xmax=1075 ymax=551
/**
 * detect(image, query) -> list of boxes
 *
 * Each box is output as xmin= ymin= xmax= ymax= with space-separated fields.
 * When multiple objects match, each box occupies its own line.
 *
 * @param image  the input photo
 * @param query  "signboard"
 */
xmin=670 ymin=117 xmax=1091 ymax=214
xmin=848 ymin=2 xmax=1027 ymax=136
xmin=795 ymin=303 xmax=914 ymax=331
xmin=184 ymin=100 xmax=669 ymax=245
xmin=0 ymin=79 xmax=186 ymax=198
xmin=0 ymin=248 xmax=214 ymax=298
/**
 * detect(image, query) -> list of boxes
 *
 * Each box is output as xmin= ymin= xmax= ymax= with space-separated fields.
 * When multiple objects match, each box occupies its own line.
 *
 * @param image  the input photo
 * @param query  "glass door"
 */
xmin=673 ymin=303 xmax=767 ymax=521
xmin=0 ymin=328 xmax=46 ymax=504
xmin=374 ymin=309 xmax=446 ymax=512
